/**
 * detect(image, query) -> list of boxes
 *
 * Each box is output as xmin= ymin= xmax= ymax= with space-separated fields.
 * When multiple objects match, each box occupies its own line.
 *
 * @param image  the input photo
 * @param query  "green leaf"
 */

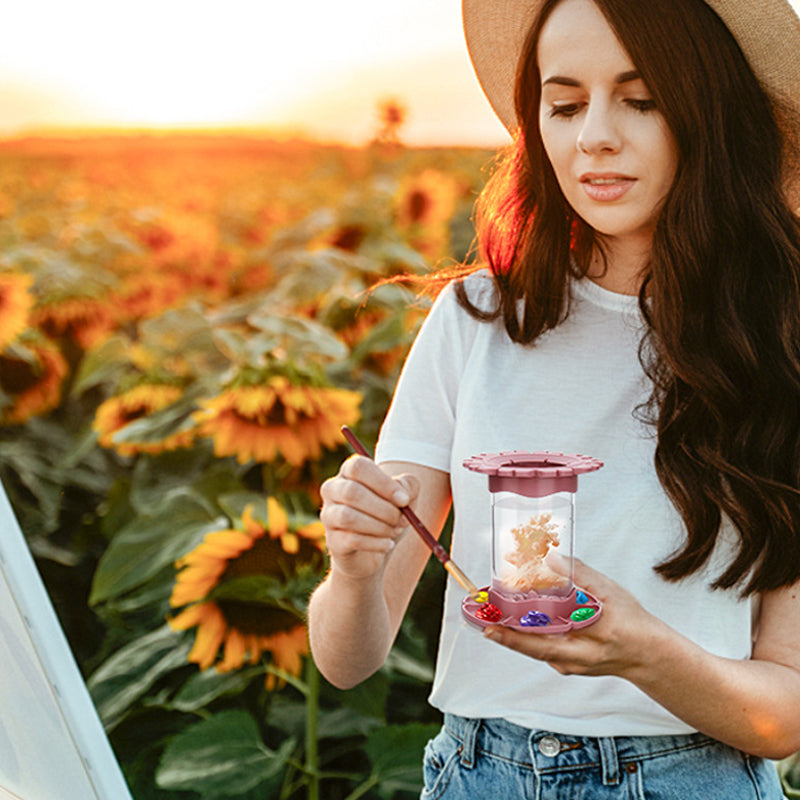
xmin=268 ymin=247 xmax=373 ymax=305
xmin=156 ymin=710 xmax=293 ymax=796
xmin=0 ymin=417 xmax=115 ymax=535
xmin=368 ymin=240 xmax=430 ymax=273
xmin=169 ymin=666 xmax=265 ymax=713
xmin=216 ymin=490 xmax=268 ymax=523
xmin=384 ymin=646 xmax=435 ymax=683
xmin=779 ymin=753 xmax=800 ymax=797
xmin=138 ymin=304 xmax=217 ymax=357
xmin=33 ymin=251 xmax=117 ymax=302
xmin=349 ymin=314 xmax=408 ymax=363
xmin=246 ymin=312 xmax=348 ymax=362
xmin=90 ymin=491 xmax=226 ymax=604
xmin=267 ymin=208 xmax=336 ymax=252
xmin=88 ymin=624 xmax=191 ymax=730
xmin=207 ymin=573 xmax=314 ymax=619
xmin=0 ymin=439 xmax=64 ymax=533
xmin=70 ymin=334 xmax=134 ymax=395
xmin=110 ymin=390 xmax=200 ymax=446
xmin=96 ymin=565 xmax=176 ymax=616
xmin=128 ymin=449 xmax=239 ymax=515
xmin=363 ymin=722 xmax=441 ymax=798
xmin=316 ymin=706 xmax=383 ymax=740
xmin=332 ymin=670 xmax=389 ymax=720
xmin=211 ymin=327 xmax=280 ymax=368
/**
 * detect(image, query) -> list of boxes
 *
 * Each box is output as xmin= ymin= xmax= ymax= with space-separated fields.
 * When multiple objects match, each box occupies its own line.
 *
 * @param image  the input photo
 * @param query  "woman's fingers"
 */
xmin=322 ymin=458 xmax=406 ymax=528
xmin=341 ymin=455 xmax=415 ymax=508
xmin=319 ymin=457 xmax=425 ymax=579
xmin=327 ymin=529 xmax=398 ymax=555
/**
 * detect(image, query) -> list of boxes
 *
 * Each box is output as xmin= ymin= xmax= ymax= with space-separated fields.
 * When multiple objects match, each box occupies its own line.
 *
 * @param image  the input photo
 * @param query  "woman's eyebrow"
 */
xmin=541 ymin=69 xmax=643 ymax=88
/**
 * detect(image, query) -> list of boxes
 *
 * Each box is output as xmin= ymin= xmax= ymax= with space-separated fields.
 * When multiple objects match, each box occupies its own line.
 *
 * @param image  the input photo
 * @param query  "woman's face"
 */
xmin=537 ymin=0 xmax=679 ymax=248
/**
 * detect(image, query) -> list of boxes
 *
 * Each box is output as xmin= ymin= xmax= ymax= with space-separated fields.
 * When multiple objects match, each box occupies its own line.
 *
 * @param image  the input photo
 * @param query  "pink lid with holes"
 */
xmin=463 ymin=451 xmax=603 ymax=497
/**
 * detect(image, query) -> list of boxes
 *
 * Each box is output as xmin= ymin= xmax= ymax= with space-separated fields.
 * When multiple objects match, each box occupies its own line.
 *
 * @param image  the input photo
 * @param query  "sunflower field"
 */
xmin=0 ymin=132 xmax=493 ymax=800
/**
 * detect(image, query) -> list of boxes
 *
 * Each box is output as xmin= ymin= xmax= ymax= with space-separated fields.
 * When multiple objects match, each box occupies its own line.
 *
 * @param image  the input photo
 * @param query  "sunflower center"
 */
xmin=235 ymin=396 xmax=311 ymax=428
xmin=406 ymin=190 xmax=431 ymax=223
xmin=265 ymin=398 xmax=292 ymax=426
xmin=331 ymin=224 xmax=367 ymax=252
xmin=0 ymin=355 xmax=39 ymax=394
xmin=117 ymin=406 xmax=150 ymax=426
xmin=216 ymin=534 xmax=323 ymax=637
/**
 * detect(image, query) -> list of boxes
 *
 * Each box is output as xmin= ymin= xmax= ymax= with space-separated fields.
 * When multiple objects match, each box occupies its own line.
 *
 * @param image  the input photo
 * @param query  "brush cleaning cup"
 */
xmin=462 ymin=451 xmax=603 ymax=632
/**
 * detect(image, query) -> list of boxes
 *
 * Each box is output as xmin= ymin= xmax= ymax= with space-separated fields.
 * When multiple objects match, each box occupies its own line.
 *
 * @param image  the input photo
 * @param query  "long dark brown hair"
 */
xmin=454 ymin=0 xmax=800 ymax=594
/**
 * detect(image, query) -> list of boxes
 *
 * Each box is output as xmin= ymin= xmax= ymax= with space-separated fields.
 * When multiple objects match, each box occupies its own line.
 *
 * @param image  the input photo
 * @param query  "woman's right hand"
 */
xmin=320 ymin=455 xmax=420 ymax=581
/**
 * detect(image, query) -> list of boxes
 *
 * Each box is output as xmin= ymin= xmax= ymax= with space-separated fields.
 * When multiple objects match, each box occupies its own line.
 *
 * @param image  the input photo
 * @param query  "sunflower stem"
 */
xmin=262 ymin=463 xmax=275 ymax=498
xmin=342 ymin=775 xmax=381 ymax=800
xmin=305 ymin=656 xmax=321 ymax=800
xmin=265 ymin=664 xmax=308 ymax=695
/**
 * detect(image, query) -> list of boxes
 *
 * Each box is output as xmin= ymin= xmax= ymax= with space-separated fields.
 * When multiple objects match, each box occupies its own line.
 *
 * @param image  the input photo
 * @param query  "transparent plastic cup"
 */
xmin=491 ymin=488 xmax=575 ymax=600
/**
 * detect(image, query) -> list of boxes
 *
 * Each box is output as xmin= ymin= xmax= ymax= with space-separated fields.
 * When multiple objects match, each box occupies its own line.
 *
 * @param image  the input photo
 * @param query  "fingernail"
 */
xmin=483 ymin=627 xmax=498 ymax=640
xmin=393 ymin=489 xmax=410 ymax=506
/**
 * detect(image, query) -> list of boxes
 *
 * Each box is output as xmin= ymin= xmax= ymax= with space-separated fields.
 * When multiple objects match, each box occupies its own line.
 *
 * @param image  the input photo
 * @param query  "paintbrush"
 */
xmin=340 ymin=426 xmax=486 ymax=603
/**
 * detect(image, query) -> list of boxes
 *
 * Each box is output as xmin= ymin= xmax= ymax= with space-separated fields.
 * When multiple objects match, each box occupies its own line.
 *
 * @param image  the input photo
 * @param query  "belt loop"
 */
xmin=459 ymin=717 xmax=481 ymax=769
xmin=598 ymin=737 xmax=621 ymax=786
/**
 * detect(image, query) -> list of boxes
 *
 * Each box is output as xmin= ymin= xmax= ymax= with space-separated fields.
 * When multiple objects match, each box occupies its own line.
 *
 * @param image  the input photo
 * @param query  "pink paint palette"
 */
xmin=462 ymin=584 xmax=601 ymax=633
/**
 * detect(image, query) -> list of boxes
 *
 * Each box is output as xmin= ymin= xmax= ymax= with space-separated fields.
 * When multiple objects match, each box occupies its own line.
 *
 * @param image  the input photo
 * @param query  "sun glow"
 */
xmin=0 ymin=0 xmax=509 ymax=145
xmin=11 ymin=0 xmax=792 ymax=144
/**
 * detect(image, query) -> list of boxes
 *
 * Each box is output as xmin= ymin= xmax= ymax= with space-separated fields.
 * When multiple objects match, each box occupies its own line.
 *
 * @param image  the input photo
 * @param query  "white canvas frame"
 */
xmin=0 ymin=481 xmax=133 ymax=799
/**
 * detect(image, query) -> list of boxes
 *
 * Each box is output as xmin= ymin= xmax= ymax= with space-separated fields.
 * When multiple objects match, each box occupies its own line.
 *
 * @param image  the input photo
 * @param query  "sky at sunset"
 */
xmin=0 ymin=0 xmax=508 ymax=146
xmin=2 ymin=0 xmax=799 ymax=146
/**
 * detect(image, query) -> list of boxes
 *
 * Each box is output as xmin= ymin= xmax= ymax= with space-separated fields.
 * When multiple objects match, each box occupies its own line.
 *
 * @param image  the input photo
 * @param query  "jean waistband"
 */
xmin=443 ymin=713 xmax=717 ymax=787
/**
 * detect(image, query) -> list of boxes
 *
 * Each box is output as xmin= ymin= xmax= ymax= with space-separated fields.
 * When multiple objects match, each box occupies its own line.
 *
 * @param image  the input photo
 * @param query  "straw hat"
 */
xmin=462 ymin=0 xmax=800 ymax=201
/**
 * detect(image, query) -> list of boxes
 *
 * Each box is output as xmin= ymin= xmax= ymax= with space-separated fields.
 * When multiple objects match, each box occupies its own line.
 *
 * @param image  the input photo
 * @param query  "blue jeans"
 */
xmin=421 ymin=714 xmax=786 ymax=799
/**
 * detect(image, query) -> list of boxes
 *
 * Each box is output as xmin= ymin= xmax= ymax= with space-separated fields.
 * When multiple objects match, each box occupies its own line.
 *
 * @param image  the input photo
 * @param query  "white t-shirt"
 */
xmin=375 ymin=270 xmax=753 ymax=737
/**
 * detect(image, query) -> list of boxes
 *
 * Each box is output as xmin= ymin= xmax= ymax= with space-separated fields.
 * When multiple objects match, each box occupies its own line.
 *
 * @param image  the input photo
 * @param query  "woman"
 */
xmin=309 ymin=0 xmax=800 ymax=795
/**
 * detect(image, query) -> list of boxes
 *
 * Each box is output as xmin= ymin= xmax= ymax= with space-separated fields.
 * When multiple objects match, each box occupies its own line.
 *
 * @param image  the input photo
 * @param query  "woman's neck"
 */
xmin=586 ymin=237 xmax=651 ymax=296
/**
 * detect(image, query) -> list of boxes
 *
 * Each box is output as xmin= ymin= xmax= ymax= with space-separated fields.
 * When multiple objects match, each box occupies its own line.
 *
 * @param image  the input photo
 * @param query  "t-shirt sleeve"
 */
xmin=375 ymin=275 xmax=489 ymax=472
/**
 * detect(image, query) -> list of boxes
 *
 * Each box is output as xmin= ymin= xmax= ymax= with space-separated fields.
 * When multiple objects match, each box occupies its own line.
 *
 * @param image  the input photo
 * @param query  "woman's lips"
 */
xmin=580 ymin=174 xmax=635 ymax=202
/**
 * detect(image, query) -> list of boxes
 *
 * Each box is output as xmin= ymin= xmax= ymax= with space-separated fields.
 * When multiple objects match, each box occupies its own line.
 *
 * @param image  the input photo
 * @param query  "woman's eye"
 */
xmin=627 ymin=98 xmax=657 ymax=113
xmin=548 ymin=103 xmax=582 ymax=119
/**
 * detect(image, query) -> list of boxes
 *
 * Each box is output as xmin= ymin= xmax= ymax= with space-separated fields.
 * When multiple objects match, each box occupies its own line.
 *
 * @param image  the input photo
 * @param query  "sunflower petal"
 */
xmin=267 ymin=496 xmax=289 ymax=538
xmin=217 ymin=628 xmax=247 ymax=673
xmin=187 ymin=604 xmax=227 ymax=670
xmin=168 ymin=603 xmax=210 ymax=631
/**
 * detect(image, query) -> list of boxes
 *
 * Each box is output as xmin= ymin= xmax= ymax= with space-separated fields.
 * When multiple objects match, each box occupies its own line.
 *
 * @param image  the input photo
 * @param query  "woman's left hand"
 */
xmin=483 ymin=559 xmax=666 ymax=679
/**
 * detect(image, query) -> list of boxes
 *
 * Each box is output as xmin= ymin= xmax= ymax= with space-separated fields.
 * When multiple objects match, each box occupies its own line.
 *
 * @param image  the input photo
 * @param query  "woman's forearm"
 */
xmin=311 ymin=459 xmax=452 ymax=690
xmin=625 ymin=618 xmax=800 ymax=759
xmin=308 ymin=566 xmax=395 ymax=690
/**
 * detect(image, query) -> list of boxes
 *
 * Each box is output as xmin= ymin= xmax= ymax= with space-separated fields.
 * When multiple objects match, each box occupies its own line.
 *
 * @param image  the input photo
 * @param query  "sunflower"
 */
xmin=373 ymin=98 xmax=407 ymax=147
xmin=32 ymin=295 xmax=116 ymax=349
xmin=395 ymin=169 xmax=459 ymax=229
xmin=0 ymin=339 xmax=68 ymax=424
xmin=111 ymin=273 xmax=186 ymax=323
xmin=93 ymin=383 xmax=195 ymax=456
xmin=129 ymin=210 xmax=219 ymax=275
xmin=0 ymin=272 xmax=34 ymax=351
xmin=194 ymin=375 xmax=361 ymax=466
xmin=169 ymin=499 xmax=325 ymax=687
xmin=395 ymin=169 xmax=461 ymax=260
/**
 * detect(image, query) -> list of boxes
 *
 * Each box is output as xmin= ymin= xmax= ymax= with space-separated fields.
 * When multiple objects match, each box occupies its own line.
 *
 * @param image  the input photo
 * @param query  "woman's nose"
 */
xmin=576 ymin=101 xmax=621 ymax=154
